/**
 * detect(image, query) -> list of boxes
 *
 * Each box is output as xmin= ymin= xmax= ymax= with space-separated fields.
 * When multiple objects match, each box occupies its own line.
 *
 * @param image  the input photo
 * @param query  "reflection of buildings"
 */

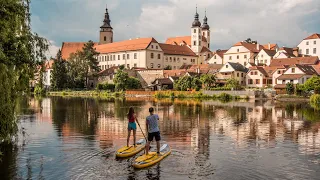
xmin=29 ymin=98 xmax=52 ymax=122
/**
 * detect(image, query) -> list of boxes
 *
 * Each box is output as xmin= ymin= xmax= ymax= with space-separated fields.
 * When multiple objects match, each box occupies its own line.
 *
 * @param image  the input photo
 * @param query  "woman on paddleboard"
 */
xmin=127 ymin=107 xmax=139 ymax=147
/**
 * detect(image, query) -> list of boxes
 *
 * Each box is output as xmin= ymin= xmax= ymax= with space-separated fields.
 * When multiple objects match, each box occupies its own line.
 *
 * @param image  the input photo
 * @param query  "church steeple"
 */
xmin=99 ymin=5 xmax=113 ymax=44
xmin=201 ymin=9 xmax=210 ymax=30
xmin=192 ymin=6 xmax=201 ymax=27
xmin=100 ymin=5 xmax=112 ymax=29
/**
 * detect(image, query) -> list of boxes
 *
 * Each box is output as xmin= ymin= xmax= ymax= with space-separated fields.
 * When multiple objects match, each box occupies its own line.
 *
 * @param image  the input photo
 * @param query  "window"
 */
xmin=291 ymin=68 xmax=295 ymax=73
xmin=214 ymin=55 xmax=216 ymax=59
xmin=104 ymin=36 xmax=106 ymax=41
xmin=170 ymin=57 xmax=172 ymax=62
xmin=261 ymin=55 xmax=264 ymax=58
xmin=174 ymin=57 xmax=176 ymax=62
xmin=156 ymin=46 xmax=158 ymax=49
xmin=113 ymin=55 xmax=115 ymax=60
xmin=123 ymin=54 xmax=126 ymax=60
xmin=226 ymin=65 xmax=229 ymax=68
xmin=151 ymin=53 xmax=154 ymax=58
xmin=193 ymin=41 xmax=196 ymax=46
xmin=127 ymin=64 xmax=130 ymax=69
xmin=306 ymin=49 xmax=309 ymax=55
xmin=150 ymin=63 xmax=154 ymax=68
xmin=110 ymin=55 xmax=112 ymax=61
xmin=208 ymin=43 xmax=210 ymax=48
xmin=134 ymin=63 xmax=137 ymax=67
xmin=237 ymin=73 xmax=239 ymax=77
xmin=251 ymin=71 xmax=254 ymax=75
xmin=194 ymin=29 xmax=196 ymax=33
xmin=244 ymin=55 xmax=247 ymax=59
xmin=306 ymin=41 xmax=309 ymax=45
xmin=313 ymin=48 xmax=317 ymax=54
xmin=134 ymin=53 xmax=137 ymax=59
xmin=118 ymin=55 xmax=120 ymax=60
xmin=248 ymin=79 xmax=253 ymax=84
xmin=237 ymin=49 xmax=239 ymax=52
xmin=208 ymin=54 xmax=210 ymax=58
xmin=158 ymin=64 xmax=161 ymax=68
xmin=256 ymin=79 xmax=260 ymax=84
xmin=282 ymin=80 xmax=285 ymax=84
xmin=255 ymin=71 xmax=258 ymax=75
xmin=151 ymin=45 xmax=154 ymax=48
xmin=241 ymin=73 xmax=243 ymax=77
xmin=229 ymin=56 xmax=232 ymax=60
xmin=199 ymin=41 xmax=201 ymax=46
xmin=214 ymin=62 xmax=217 ymax=64
xmin=127 ymin=54 xmax=129 ymax=59
xmin=264 ymin=60 xmax=267 ymax=64
xmin=158 ymin=54 xmax=161 ymax=59
xmin=278 ymin=70 xmax=281 ymax=74
xmin=183 ymin=58 xmax=186 ymax=60
xmin=237 ymin=55 xmax=239 ymax=59
xmin=198 ymin=35 xmax=201 ymax=39
xmin=177 ymin=58 xmax=180 ymax=63
xmin=165 ymin=57 xmax=168 ymax=62
xmin=106 ymin=56 xmax=109 ymax=61
xmin=314 ymin=41 xmax=317 ymax=45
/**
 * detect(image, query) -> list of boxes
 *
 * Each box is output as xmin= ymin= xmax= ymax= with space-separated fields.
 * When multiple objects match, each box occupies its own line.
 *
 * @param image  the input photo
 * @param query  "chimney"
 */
xmin=257 ymin=43 xmax=260 ymax=51
xmin=268 ymin=42 xmax=271 ymax=50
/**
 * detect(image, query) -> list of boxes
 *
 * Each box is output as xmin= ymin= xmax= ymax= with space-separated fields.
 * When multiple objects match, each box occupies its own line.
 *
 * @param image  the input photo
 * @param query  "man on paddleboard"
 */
xmin=145 ymin=107 xmax=161 ymax=155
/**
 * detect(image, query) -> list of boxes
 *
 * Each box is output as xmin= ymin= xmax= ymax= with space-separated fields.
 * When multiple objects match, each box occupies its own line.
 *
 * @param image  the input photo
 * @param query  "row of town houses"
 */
xmin=40 ymin=6 xmax=320 ymax=93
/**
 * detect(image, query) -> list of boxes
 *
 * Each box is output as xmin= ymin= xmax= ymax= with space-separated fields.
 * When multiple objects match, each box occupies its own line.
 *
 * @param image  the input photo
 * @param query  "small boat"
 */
xmin=132 ymin=144 xmax=171 ymax=169
xmin=116 ymin=139 xmax=146 ymax=158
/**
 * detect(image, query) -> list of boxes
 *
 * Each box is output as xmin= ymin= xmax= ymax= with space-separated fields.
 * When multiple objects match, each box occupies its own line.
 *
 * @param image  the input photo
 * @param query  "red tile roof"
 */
xmin=269 ymin=57 xmax=319 ymax=67
xmin=277 ymin=74 xmax=305 ymax=80
xmin=200 ymin=46 xmax=211 ymax=53
xmin=165 ymin=36 xmax=191 ymax=46
xmin=278 ymin=47 xmax=296 ymax=57
xmin=291 ymin=64 xmax=318 ymax=75
xmin=303 ymin=33 xmax=320 ymax=40
xmin=213 ymin=50 xmax=228 ymax=58
xmin=158 ymin=43 xmax=197 ymax=57
xmin=249 ymin=66 xmax=277 ymax=77
xmin=95 ymin=37 xmax=158 ymax=54
xmin=163 ymin=70 xmax=187 ymax=77
xmin=312 ymin=64 xmax=320 ymax=74
xmin=263 ymin=49 xmax=277 ymax=57
xmin=233 ymin=42 xmax=265 ymax=53
xmin=61 ymin=42 xmax=98 ymax=60
xmin=262 ymin=44 xmax=277 ymax=50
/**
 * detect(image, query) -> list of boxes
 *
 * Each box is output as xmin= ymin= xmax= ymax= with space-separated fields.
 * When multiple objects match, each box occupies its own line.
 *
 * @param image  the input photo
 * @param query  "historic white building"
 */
xmin=297 ymin=33 xmax=320 ymax=58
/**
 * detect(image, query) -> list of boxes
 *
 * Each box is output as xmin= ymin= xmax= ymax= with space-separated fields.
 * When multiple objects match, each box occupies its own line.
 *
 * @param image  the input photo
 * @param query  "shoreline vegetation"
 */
xmin=47 ymin=90 xmax=124 ymax=98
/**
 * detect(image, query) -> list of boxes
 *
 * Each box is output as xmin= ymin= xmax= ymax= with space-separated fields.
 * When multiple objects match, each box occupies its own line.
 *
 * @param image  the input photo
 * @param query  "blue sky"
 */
xmin=30 ymin=0 xmax=320 ymax=58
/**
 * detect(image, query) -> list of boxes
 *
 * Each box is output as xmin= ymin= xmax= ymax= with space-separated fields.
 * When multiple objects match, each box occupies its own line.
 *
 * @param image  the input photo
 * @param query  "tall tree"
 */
xmin=81 ymin=40 xmax=100 ymax=88
xmin=0 ymin=0 xmax=48 ymax=142
xmin=200 ymin=74 xmax=216 ymax=89
xmin=51 ymin=49 xmax=68 ymax=90
xmin=68 ymin=52 xmax=87 ymax=89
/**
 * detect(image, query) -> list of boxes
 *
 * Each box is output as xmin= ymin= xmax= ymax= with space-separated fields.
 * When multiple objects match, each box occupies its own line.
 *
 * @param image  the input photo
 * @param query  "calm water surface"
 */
xmin=1 ymin=97 xmax=320 ymax=180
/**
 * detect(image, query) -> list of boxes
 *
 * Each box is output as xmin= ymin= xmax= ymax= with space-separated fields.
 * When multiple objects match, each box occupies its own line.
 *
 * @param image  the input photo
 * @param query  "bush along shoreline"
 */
xmin=48 ymin=90 xmax=124 ymax=98
xmin=154 ymin=91 xmax=249 ymax=101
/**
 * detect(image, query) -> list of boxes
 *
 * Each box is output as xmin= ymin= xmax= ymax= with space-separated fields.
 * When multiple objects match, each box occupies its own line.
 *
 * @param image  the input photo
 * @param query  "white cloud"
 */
xmin=31 ymin=0 xmax=320 ymax=51
xmin=47 ymin=40 xmax=60 ymax=59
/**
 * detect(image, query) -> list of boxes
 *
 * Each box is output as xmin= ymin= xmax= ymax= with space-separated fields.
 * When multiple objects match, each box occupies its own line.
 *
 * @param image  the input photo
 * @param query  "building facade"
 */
xmin=297 ymin=33 xmax=320 ymax=58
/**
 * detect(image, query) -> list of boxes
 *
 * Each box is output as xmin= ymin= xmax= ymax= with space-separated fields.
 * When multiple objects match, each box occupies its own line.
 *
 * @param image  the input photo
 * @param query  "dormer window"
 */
xmin=292 ymin=68 xmax=295 ymax=73
xmin=226 ymin=65 xmax=228 ymax=68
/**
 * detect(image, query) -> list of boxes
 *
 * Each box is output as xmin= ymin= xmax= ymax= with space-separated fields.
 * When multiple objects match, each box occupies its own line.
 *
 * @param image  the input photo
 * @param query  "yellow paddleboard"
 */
xmin=133 ymin=144 xmax=171 ymax=169
xmin=116 ymin=139 xmax=146 ymax=158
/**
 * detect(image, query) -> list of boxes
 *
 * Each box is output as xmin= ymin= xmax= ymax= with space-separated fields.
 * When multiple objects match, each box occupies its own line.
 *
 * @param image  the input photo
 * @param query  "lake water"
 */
xmin=1 ymin=97 xmax=320 ymax=180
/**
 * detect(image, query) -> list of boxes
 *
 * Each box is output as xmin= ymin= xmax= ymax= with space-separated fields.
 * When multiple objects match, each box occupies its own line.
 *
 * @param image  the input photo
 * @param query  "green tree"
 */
xmin=126 ymin=77 xmax=142 ymax=89
xmin=174 ymin=76 xmax=202 ymax=91
xmin=226 ymin=78 xmax=241 ymax=90
xmin=304 ymin=76 xmax=320 ymax=92
xmin=0 ymin=0 xmax=48 ymax=142
xmin=200 ymin=74 xmax=216 ymax=89
xmin=81 ymin=40 xmax=100 ymax=88
xmin=51 ymin=49 xmax=68 ymax=90
xmin=286 ymin=82 xmax=294 ymax=95
xmin=67 ymin=52 xmax=87 ymax=88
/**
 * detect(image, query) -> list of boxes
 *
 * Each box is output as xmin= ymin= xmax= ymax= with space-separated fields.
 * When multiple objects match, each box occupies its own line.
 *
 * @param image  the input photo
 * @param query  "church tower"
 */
xmin=99 ymin=5 xmax=113 ymax=45
xmin=201 ymin=10 xmax=210 ymax=49
xmin=191 ymin=6 xmax=202 ymax=54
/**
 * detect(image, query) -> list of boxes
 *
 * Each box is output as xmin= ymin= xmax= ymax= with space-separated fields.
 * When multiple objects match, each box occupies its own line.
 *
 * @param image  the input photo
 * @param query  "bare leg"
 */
xmin=133 ymin=129 xmax=136 ymax=146
xmin=127 ymin=130 xmax=131 ymax=147
xmin=146 ymin=141 xmax=151 ymax=155
xmin=156 ymin=141 xmax=160 ymax=154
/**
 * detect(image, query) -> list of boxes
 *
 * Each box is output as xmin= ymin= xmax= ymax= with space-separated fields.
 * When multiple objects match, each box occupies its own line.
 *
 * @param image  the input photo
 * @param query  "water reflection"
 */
xmin=0 ymin=97 xmax=319 ymax=179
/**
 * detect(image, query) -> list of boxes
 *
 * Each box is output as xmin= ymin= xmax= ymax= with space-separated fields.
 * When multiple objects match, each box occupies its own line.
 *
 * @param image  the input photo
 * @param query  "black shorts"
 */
xmin=148 ymin=131 xmax=161 ymax=142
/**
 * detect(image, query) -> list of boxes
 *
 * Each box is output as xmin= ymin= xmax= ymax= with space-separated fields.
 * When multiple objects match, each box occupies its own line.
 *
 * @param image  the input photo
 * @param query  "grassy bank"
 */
xmin=275 ymin=94 xmax=310 ymax=102
xmin=48 ymin=90 xmax=124 ymax=98
xmin=154 ymin=91 xmax=249 ymax=101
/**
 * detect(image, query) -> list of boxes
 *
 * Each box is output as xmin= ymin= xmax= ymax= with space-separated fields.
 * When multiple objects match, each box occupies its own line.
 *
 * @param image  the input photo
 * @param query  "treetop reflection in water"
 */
xmin=0 ymin=97 xmax=319 ymax=179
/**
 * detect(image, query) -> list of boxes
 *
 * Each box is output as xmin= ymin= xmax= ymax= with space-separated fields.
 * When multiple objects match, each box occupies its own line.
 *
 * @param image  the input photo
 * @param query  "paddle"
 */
xmin=136 ymin=120 xmax=151 ymax=153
